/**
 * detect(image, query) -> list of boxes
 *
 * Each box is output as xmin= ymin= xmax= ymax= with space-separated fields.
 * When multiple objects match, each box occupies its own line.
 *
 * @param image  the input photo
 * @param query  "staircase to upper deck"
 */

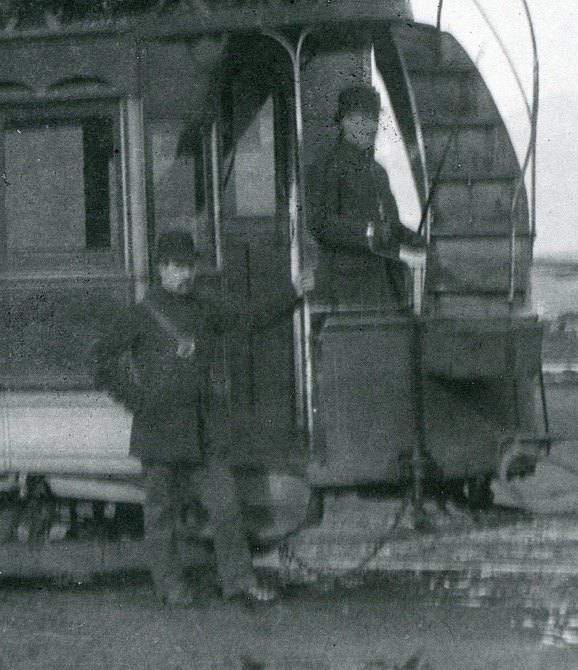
xmin=377 ymin=21 xmax=533 ymax=319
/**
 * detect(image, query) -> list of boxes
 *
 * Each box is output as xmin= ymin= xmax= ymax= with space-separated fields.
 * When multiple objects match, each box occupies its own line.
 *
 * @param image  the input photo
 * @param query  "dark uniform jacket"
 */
xmin=90 ymin=284 xmax=300 ymax=464
xmin=307 ymin=139 xmax=422 ymax=306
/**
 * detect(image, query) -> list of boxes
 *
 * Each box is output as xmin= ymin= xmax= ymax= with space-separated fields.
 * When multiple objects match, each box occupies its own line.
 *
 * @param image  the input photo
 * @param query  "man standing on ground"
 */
xmin=90 ymin=230 xmax=310 ymax=607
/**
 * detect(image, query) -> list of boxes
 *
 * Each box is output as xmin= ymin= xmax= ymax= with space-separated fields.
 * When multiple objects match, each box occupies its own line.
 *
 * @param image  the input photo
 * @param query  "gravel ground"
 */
xmin=0 ymin=569 xmax=577 ymax=670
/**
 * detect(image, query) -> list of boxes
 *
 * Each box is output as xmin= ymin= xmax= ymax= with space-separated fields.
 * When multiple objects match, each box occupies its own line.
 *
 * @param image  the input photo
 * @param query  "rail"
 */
xmin=436 ymin=0 xmax=540 ymax=305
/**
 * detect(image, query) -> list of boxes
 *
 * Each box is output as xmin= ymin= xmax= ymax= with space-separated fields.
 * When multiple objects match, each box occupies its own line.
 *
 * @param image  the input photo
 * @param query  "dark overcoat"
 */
xmin=306 ymin=139 xmax=422 ymax=306
xmin=90 ymin=284 xmax=299 ymax=464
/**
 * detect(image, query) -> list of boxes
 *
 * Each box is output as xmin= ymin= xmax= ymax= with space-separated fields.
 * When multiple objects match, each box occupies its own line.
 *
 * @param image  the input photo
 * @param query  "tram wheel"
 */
xmin=499 ymin=437 xmax=540 ymax=482
xmin=303 ymin=488 xmax=325 ymax=528
xmin=464 ymin=475 xmax=494 ymax=511
xmin=18 ymin=476 xmax=56 ymax=545
xmin=501 ymin=454 xmax=538 ymax=481
xmin=0 ymin=501 xmax=19 ymax=544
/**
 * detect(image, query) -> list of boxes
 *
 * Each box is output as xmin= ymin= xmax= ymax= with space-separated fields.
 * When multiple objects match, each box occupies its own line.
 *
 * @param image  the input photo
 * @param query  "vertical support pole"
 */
xmin=436 ymin=0 xmax=444 ymax=31
xmin=409 ymin=315 xmax=428 ymax=517
xmin=119 ymin=101 xmax=132 ymax=279
xmin=210 ymin=119 xmax=223 ymax=272
xmin=207 ymin=114 xmax=232 ymax=433
xmin=0 ymin=114 xmax=6 ymax=267
xmin=123 ymin=96 xmax=149 ymax=302
xmin=292 ymin=30 xmax=313 ymax=439
xmin=0 ymin=115 xmax=8 ymax=472
xmin=263 ymin=28 xmax=313 ymax=442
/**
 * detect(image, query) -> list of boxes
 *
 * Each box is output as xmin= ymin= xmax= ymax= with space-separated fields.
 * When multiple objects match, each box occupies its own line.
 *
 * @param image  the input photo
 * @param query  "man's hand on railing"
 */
xmin=294 ymin=268 xmax=316 ymax=297
xmin=365 ymin=221 xmax=376 ymax=253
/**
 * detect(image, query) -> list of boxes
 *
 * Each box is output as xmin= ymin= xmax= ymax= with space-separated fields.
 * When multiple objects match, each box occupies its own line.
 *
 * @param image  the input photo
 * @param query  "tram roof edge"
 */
xmin=0 ymin=0 xmax=412 ymax=44
xmin=136 ymin=0 xmax=413 ymax=40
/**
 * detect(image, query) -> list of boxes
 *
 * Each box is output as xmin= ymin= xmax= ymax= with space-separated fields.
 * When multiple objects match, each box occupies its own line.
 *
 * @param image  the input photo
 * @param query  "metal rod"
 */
xmin=538 ymin=365 xmax=550 ymax=442
xmin=470 ymin=0 xmax=532 ymax=118
xmin=262 ymin=27 xmax=314 ymax=440
xmin=210 ymin=119 xmax=223 ymax=272
xmin=520 ymin=0 xmax=540 ymax=243
xmin=507 ymin=0 xmax=539 ymax=304
xmin=416 ymin=124 xmax=458 ymax=236
xmin=436 ymin=0 xmax=444 ymax=31
xmin=119 ymin=100 xmax=132 ymax=278
xmin=125 ymin=96 xmax=149 ymax=302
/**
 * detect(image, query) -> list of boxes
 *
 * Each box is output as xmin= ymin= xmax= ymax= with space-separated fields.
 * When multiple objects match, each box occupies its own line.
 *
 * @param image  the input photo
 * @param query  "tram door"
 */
xmin=147 ymin=40 xmax=303 ymax=470
xmin=218 ymin=61 xmax=304 ymax=469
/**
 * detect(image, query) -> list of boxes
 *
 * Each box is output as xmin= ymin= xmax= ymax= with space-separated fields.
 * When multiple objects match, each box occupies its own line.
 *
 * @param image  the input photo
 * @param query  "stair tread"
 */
xmin=430 ymin=287 xmax=528 ymax=295
xmin=404 ymin=64 xmax=477 ymax=75
xmin=420 ymin=119 xmax=503 ymax=129
xmin=431 ymin=231 xmax=532 ymax=239
xmin=433 ymin=174 xmax=522 ymax=184
xmin=390 ymin=18 xmax=532 ymax=284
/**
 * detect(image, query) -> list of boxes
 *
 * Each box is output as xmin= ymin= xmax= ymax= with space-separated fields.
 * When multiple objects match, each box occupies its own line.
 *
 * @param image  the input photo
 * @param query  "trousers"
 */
xmin=142 ymin=459 xmax=256 ymax=598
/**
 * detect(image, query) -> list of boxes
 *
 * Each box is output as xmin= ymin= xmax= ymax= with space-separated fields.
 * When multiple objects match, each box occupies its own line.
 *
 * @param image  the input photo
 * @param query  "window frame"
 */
xmin=0 ymin=98 xmax=126 ymax=279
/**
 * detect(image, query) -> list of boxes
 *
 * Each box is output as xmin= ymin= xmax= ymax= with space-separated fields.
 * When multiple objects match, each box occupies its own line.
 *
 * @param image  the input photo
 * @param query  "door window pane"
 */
xmin=223 ymin=94 xmax=277 ymax=219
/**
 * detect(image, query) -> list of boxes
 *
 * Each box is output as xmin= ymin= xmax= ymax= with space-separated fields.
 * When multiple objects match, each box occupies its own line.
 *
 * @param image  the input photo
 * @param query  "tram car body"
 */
xmin=0 ymin=0 xmax=543 ymax=551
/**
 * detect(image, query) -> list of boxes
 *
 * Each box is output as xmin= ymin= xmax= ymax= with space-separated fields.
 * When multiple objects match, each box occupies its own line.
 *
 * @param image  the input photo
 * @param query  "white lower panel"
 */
xmin=1 ymin=391 xmax=136 ymax=476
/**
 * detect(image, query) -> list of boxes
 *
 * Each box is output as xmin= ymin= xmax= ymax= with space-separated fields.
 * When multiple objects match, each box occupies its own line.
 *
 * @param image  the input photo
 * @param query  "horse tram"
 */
xmin=0 ymin=0 xmax=546 ymax=579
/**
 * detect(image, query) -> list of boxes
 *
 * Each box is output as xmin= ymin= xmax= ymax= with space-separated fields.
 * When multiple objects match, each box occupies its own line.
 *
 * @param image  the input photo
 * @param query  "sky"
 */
xmin=409 ymin=0 xmax=578 ymax=260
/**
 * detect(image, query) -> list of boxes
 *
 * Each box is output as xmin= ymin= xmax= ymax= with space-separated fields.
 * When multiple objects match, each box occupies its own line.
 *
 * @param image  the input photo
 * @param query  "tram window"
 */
xmin=2 ymin=115 xmax=117 ymax=266
xmin=223 ymin=94 xmax=276 ymax=218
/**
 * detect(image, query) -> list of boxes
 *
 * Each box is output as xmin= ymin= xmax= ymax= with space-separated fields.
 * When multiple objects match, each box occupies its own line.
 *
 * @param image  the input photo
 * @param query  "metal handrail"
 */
xmin=470 ymin=0 xmax=532 ymax=118
xmin=436 ymin=0 xmax=539 ymax=304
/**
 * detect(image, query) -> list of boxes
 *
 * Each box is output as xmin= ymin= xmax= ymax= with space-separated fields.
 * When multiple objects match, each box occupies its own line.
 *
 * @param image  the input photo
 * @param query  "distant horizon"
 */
xmin=533 ymin=254 xmax=578 ymax=267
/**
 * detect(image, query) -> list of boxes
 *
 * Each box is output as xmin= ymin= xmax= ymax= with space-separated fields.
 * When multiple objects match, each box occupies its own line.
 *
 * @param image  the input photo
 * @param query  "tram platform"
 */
xmin=0 ymin=442 xmax=578 ymax=585
xmin=256 ymin=440 xmax=578 ymax=582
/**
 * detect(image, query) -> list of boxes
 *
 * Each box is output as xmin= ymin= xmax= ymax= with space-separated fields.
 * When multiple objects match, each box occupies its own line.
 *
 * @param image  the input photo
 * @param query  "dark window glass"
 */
xmin=2 ymin=113 xmax=118 ymax=268
xmin=222 ymin=93 xmax=277 ymax=219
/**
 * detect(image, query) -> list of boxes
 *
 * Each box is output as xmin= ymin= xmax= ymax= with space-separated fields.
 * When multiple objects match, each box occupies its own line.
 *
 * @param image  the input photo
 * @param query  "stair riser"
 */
xmin=429 ymin=237 xmax=532 ymax=293
xmin=432 ymin=182 xmax=527 ymax=233
xmin=389 ymin=23 xmax=531 ymax=313
xmin=423 ymin=126 xmax=520 ymax=179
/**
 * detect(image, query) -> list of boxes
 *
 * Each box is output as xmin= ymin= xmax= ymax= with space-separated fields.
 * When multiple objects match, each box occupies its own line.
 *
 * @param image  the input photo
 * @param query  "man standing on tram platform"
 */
xmin=306 ymin=84 xmax=425 ymax=308
xmin=90 ymin=229 xmax=311 ymax=607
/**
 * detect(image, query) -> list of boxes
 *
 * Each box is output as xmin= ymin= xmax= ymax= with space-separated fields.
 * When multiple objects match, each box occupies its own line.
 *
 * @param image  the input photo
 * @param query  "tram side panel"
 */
xmin=0 ymin=34 xmax=144 ymax=484
xmin=422 ymin=318 xmax=544 ymax=481
xmin=307 ymin=313 xmax=543 ymax=488
xmin=307 ymin=314 xmax=418 ymax=487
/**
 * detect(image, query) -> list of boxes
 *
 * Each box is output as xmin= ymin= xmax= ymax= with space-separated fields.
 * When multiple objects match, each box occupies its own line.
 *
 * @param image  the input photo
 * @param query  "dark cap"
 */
xmin=155 ymin=230 xmax=200 ymax=266
xmin=336 ymin=85 xmax=381 ymax=122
